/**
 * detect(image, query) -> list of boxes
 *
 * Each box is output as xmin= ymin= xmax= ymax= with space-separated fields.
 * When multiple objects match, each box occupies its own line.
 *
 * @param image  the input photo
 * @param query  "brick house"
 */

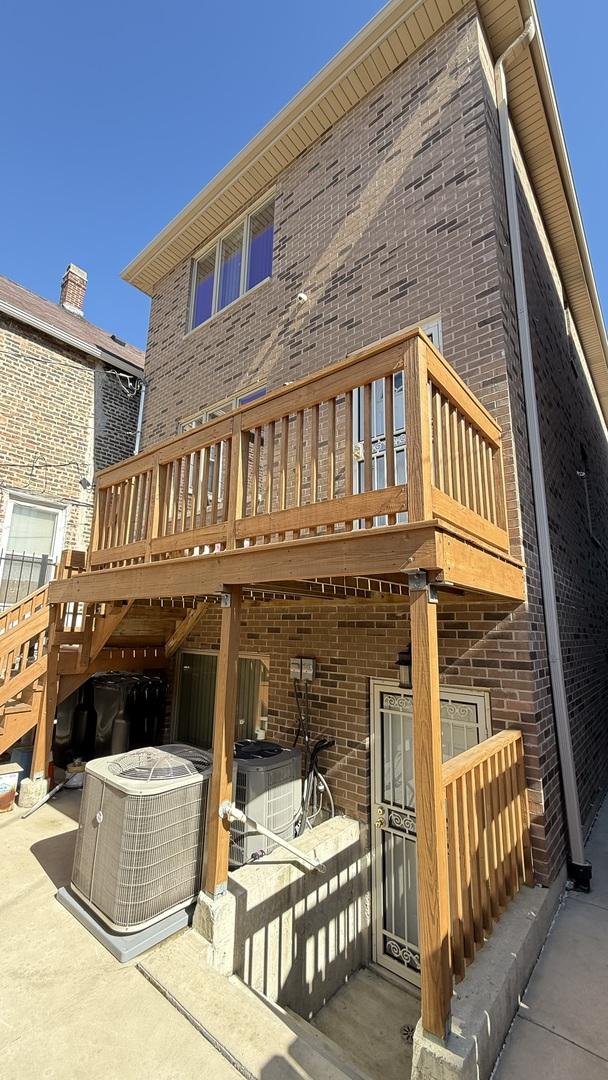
xmin=4 ymin=1 xmax=608 ymax=1075
xmin=0 ymin=265 xmax=144 ymax=603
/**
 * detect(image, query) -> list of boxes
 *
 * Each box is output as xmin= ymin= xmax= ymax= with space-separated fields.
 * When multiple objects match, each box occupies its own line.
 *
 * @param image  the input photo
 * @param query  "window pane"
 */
xmin=176 ymin=653 xmax=266 ymax=746
xmin=192 ymin=249 xmax=216 ymax=328
xmin=8 ymin=503 xmax=57 ymax=555
xmin=247 ymin=201 xmax=274 ymax=289
xmin=218 ymin=226 xmax=243 ymax=310
xmin=238 ymin=386 xmax=267 ymax=407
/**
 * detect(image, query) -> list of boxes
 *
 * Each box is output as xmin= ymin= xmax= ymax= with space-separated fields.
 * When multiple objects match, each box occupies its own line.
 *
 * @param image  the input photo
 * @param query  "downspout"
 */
xmin=495 ymin=19 xmax=590 ymax=887
xmin=133 ymin=379 xmax=147 ymax=454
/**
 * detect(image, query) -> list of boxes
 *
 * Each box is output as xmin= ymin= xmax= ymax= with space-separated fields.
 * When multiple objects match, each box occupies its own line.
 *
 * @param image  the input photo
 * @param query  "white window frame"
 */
xmin=0 ymin=493 xmax=66 ymax=605
xmin=0 ymin=492 xmax=66 ymax=562
xmin=188 ymin=192 xmax=275 ymax=331
xmin=177 ymin=383 xmax=267 ymax=434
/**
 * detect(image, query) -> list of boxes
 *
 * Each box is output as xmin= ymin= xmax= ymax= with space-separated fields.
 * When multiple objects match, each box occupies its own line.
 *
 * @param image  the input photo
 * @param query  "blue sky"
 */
xmin=1 ymin=1 xmax=605 ymax=350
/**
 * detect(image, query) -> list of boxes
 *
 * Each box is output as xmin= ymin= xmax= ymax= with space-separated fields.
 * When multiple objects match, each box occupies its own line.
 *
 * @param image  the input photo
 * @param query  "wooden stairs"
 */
xmin=0 ymin=550 xmax=167 ymax=775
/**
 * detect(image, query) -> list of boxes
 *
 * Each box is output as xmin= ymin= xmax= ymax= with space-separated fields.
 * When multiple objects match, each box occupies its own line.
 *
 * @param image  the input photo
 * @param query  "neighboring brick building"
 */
xmin=0 ymin=266 xmax=144 ymax=603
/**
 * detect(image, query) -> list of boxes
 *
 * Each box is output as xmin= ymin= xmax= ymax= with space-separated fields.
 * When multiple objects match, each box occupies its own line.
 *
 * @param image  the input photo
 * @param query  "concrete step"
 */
xmin=281 ymin=1004 xmax=373 ymax=1079
xmin=312 ymin=967 xmax=420 ymax=1080
xmin=139 ymin=929 xmax=374 ymax=1080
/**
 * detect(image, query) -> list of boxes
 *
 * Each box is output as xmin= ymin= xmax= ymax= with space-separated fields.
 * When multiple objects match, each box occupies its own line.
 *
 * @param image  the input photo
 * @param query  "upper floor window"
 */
xmin=190 ymin=197 xmax=275 ymax=330
xmin=178 ymin=385 xmax=267 ymax=433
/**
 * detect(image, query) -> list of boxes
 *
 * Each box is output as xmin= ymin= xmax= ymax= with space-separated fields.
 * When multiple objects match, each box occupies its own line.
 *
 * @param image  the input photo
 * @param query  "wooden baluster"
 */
xmin=310 ymin=405 xmax=319 ymax=535
xmin=132 ymin=475 xmax=143 ymax=544
xmin=446 ymin=781 xmax=465 ymax=981
xmin=263 ymin=421 xmax=275 ymax=543
xmin=442 ymin=397 xmax=453 ymax=498
xmin=467 ymin=425 xmax=478 ymax=515
xmin=210 ymin=443 xmax=221 ymax=526
xmin=190 ymin=450 xmax=201 ymax=532
xmin=433 ymin=389 xmax=444 ymax=491
xmin=404 ymin=335 xmax=433 ymax=522
xmin=465 ymin=766 xmax=485 ymax=945
xmin=363 ymin=383 xmax=373 ymax=528
xmin=278 ymin=415 xmax=289 ymax=542
xmin=200 ymin=446 xmax=210 ymax=529
xmin=495 ymin=745 xmax=512 ymax=899
xmin=503 ymin=741 xmax=521 ymax=893
xmin=221 ymin=435 xmax=233 ymax=528
xmin=473 ymin=433 xmax=486 ymax=521
xmin=487 ymin=754 xmax=506 ymax=911
xmin=251 ymin=427 xmax=262 ymax=519
xmin=384 ymin=375 xmax=396 ymax=525
xmin=451 ymin=406 xmax=461 ymax=504
xmin=515 ymin=736 xmax=534 ymax=885
xmin=146 ymin=457 xmax=165 ymax=562
xmin=456 ymin=773 xmax=474 ymax=964
xmin=293 ymin=413 xmax=303 ymax=538
xmin=327 ymin=398 xmax=336 ymax=533
xmin=125 ymin=478 xmax=136 ymax=553
xmin=459 ymin=417 xmax=470 ymax=510
xmin=226 ymin=418 xmax=247 ymax=550
xmin=493 ymin=447 xmax=508 ymax=532
xmin=485 ymin=444 xmax=496 ymax=524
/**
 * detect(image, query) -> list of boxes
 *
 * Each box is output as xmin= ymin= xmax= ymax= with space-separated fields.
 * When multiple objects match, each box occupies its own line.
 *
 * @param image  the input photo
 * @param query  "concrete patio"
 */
xmin=494 ymin=796 xmax=608 ymax=1078
xmin=0 ymin=790 xmax=238 ymax=1079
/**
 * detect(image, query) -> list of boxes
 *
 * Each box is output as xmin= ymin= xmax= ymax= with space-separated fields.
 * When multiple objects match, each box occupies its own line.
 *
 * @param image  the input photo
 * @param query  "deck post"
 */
xmin=203 ymin=584 xmax=242 ymax=896
xmin=404 ymin=332 xmax=433 ymax=522
xmin=409 ymin=571 xmax=452 ymax=1040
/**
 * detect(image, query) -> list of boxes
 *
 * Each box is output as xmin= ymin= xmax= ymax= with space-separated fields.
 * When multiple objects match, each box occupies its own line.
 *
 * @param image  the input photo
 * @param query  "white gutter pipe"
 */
xmin=219 ymin=801 xmax=326 ymax=872
xmin=495 ymin=19 xmax=589 ymax=887
xmin=133 ymin=379 xmax=147 ymax=454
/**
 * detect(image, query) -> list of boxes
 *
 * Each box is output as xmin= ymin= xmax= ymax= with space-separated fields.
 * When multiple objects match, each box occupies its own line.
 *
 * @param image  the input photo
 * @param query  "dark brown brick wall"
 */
xmin=181 ymin=597 xmax=527 ymax=822
xmin=514 ymin=145 xmax=608 ymax=833
xmin=141 ymin=5 xmax=608 ymax=884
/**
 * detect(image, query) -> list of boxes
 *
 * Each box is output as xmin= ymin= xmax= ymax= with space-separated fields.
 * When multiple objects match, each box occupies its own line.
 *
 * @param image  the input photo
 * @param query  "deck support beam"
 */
xmin=409 ymin=572 xmax=452 ymax=1040
xmin=203 ymin=585 xmax=242 ymax=897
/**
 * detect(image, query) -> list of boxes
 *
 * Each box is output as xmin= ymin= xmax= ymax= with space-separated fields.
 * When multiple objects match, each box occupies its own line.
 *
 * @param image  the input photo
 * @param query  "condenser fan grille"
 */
xmin=107 ymin=747 xmax=197 ymax=781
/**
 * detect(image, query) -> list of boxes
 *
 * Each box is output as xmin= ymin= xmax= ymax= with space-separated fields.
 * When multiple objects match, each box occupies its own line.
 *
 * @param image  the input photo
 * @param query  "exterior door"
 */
xmin=370 ymin=680 xmax=491 ymax=986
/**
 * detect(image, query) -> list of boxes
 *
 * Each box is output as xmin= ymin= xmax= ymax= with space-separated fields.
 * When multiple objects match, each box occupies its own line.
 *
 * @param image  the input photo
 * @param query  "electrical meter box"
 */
xmin=289 ymin=657 xmax=316 ymax=682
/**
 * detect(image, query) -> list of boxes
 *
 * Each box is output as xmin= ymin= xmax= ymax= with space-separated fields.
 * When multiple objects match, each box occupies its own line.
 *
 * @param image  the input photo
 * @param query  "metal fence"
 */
xmin=0 ymin=550 xmax=57 ymax=608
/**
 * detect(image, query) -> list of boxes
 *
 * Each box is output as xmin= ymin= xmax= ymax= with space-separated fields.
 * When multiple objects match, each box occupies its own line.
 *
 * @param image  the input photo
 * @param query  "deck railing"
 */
xmin=442 ymin=729 xmax=533 ymax=983
xmin=88 ymin=329 xmax=509 ymax=570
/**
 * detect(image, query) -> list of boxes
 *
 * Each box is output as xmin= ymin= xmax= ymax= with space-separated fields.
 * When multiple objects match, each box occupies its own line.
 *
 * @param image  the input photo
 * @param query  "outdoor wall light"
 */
xmin=395 ymin=643 xmax=412 ymax=689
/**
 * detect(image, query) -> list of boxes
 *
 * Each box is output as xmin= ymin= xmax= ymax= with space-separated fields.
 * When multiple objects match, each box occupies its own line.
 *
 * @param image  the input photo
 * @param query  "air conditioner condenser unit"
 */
xmin=230 ymin=741 xmax=302 ymax=866
xmin=71 ymin=747 xmax=210 ymax=933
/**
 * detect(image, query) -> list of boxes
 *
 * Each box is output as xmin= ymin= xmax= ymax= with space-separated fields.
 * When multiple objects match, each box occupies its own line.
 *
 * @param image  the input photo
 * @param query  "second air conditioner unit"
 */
xmin=230 ymin=741 xmax=302 ymax=866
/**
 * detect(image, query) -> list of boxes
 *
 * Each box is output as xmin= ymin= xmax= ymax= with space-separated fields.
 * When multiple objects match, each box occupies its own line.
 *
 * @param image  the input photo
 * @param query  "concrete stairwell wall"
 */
xmin=228 ymin=817 xmax=371 ymax=1019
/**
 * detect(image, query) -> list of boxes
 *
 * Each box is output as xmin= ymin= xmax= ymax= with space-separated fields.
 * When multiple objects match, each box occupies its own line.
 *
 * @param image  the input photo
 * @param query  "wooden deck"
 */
xmin=2 ymin=328 xmax=532 ymax=1046
xmin=49 ymin=328 xmax=525 ymax=606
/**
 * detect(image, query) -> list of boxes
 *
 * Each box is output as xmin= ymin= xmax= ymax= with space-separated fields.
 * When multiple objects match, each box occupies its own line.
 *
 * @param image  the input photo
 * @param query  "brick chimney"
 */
xmin=60 ymin=263 xmax=87 ymax=316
